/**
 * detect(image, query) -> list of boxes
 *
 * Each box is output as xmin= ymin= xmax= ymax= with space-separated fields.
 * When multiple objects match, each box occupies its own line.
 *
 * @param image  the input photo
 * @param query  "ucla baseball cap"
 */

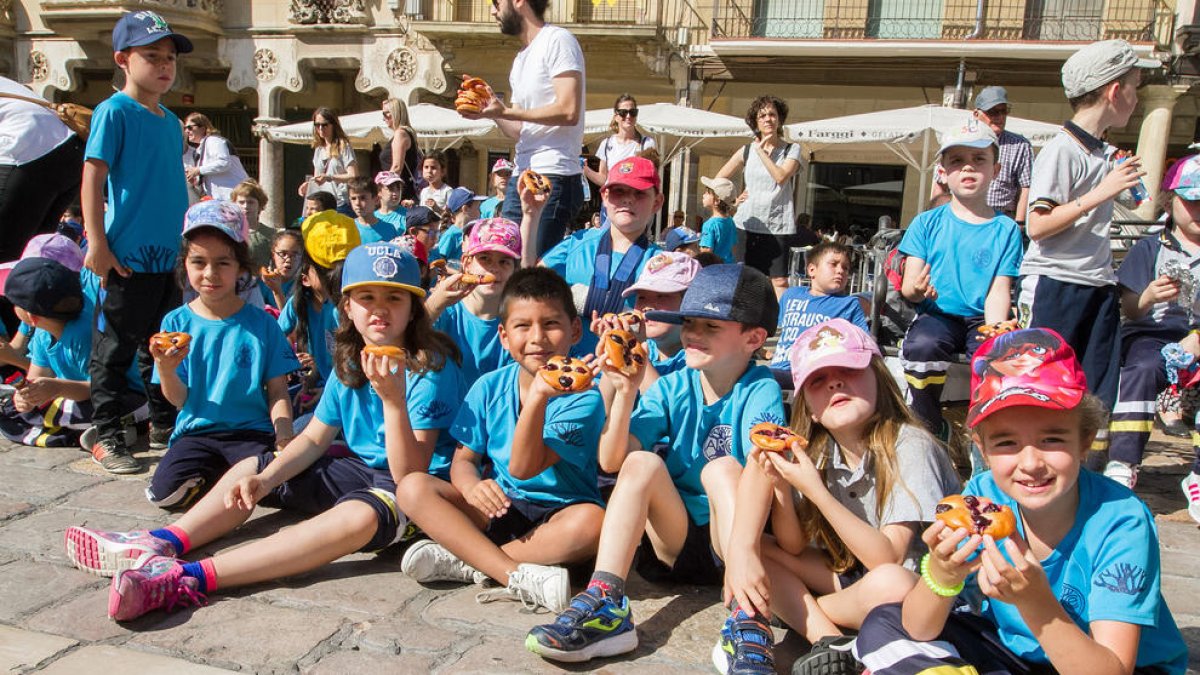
xmin=604 ymin=156 xmax=660 ymax=192
xmin=182 ymin=199 xmax=248 ymax=244
xmin=622 ymin=252 xmax=700 ymax=297
xmin=2 ymin=258 xmax=84 ymax=320
xmin=967 ymin=327 xmax=1087 ymax=427
xmin=341 ymin=242 xmax=425 ymax=298
xmin=1062 ymin=39 xmax=1159 ymax=99
xmin=937 ymin=119 xmax=999 ymax=157
xmin=464 ymin=218 xmax=521 ymax=259
xmin=447 ymin=187 xmax=486 ymax=214
xmin=491 ymin=158 xmax=515 ymax=174
xmin=645 ymin=263 xmax=779 ymax=336
xmin=302 ymin=210 xmax=361 ymax=269
xmin=973 ymin=86 xmax=1008 ymax=112
xmin=788 ymin=319 xmax=881 ymax=390
xmin=664 ymin=227 xmax=701 ymax=252
xmin=113 ymin=10 xmax=194 ymax=53
xmin=1162 ymin=154 xmax=1200 ymax=201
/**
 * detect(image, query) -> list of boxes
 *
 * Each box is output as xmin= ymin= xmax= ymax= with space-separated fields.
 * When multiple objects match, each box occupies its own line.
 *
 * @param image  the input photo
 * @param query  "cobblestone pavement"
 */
xmin=0 ymin=432 xmax=1196 ymax=673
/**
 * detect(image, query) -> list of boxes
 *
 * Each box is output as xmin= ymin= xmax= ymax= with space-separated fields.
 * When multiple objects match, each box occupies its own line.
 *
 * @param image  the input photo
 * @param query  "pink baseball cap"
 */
xmin=374 ymin=171 xmax=404 ymax=186
xmin=622 ymin=252 xmax=700 ymax=297
xmin=789 ymin=319 xmax=881 ymax=390
xmin=491 ymin=158 xmax=515 ymax=174
xmin=464 ymin=218 xmax=521 ymax=259
xmin=0 ymin=233 xmax=85 ymax=295
xmin=967 ymin=327 xmax=1087 ymax=427
xmin=603 ymin=156 xmax=660 ymax=192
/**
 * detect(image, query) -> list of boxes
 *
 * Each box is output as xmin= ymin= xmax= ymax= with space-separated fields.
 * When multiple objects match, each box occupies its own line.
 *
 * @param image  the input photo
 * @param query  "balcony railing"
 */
xmin=410 ymin=0 xmax=711 ymax=44
xmin=710 ymin=0 xmax=1174 ymax=45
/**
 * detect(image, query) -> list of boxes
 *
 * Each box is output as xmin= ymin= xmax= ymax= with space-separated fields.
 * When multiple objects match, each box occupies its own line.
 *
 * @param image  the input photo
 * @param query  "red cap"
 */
xmin=967 ymin=328 xmax=1087 ymax=427
xmin=603 ymin=156 xmax=660 ymax=192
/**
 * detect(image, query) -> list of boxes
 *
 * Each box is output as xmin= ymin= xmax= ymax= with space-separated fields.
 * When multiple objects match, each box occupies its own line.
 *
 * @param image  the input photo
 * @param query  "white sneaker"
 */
xmin=400 ymin=540 xmax=486 ymax=584
xmin=1103 ymin=461 xmax=1138 ymax=490
xmin=476 ymin=563 xmax=569 ymax=613
xmin=1181 ymin=472 xmax=1200 ymax=524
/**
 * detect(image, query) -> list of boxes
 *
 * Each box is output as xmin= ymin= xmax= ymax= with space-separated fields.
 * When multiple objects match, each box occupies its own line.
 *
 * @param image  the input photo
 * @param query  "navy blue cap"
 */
xmin=406 ymin=205 xmax=441 ymax=230
xmin=446 ymin=187 xmax=485 ymax=214
xmin=113 ymin=11 xmax=194 ymax=53
xmin=645 ymin=263 xmax=779 ymax=336
xmin=2 ymin=258 xmax=84 ymax=321
xmin=664 ymin=227 xmax=701 ymax=252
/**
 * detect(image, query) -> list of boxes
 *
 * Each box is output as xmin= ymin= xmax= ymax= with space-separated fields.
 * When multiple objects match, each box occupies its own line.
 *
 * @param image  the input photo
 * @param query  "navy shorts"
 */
xmin=147 ymin=430 xmax=275 ymax=510
xmin=634 ymin=514 xmax=723 ymax=586
xmin=484 ymin=496 xmax=574 ymax=546
xmin=258 ymin=451 xmax=405 ymax=552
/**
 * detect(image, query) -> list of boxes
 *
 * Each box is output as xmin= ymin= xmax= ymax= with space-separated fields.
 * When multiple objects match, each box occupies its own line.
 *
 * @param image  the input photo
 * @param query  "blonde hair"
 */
xmin=789 ymin=356 xmax=929 ymax=573
xmin=230 ymin=179 xmax=268 ymax=208
xmin=608 ymin=93 xmax=642 ymax=137
xmin=382 ymin=98 xmax=413 ymax=133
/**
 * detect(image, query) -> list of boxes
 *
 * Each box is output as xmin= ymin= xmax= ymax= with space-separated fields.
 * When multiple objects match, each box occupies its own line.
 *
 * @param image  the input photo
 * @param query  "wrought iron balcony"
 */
xmin=710 ymin=0 xmax=1174 ymax=46
xmin=409 ymin=0 xmax=709 ymax=44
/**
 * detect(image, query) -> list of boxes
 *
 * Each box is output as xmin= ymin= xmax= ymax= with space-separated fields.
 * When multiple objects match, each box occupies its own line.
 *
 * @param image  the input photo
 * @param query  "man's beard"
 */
xmin=498 ymin=7 xmax=521 ymax=35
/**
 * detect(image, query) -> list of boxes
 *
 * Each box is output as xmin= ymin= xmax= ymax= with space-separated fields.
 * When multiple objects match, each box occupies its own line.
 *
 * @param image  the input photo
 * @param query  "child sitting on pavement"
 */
xmin=853 ymin=328 xmax=1188 ymax=675
xmin=525 ymin=263 xmax=783 ymax=664
xmin=769 ymin=241 xmax=869 ymax=389
xmin=900 ymin=121 xmax=1023 ymax=437
xmin=396 ymin=267 xmax=607 ymax=613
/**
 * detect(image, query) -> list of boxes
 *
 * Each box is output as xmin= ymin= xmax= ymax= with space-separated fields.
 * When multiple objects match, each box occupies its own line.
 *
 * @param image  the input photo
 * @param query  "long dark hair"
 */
xmin=311 ymin=107 xmax=350 ymax=155
xmin=289 ymin=254 xmax=342 ymax=358
xmin=332 ymin=288 xmax=461 ymax=389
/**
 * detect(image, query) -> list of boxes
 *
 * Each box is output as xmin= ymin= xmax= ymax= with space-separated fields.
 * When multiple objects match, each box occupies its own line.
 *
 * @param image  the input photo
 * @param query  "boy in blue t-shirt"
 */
xmin=396 ymin=267 xmax=606 ymax=614
xmin=373 ymin=171 xmax=408 ymax=231
xmin=541 ymin=156 xmax=662 ymax=357
xmin=699 ymin=176 xmax=737 ymax=264
xmin=425 ymin=217 xmax=520 ymax=388
xmin=527 ymin=263 xmax=785 ymax=664
xmin=435 ymin=187 xmax=485 ymax=266
xmin=82 ymin=11 xmax=194 ymax=473
xmin=855 ymin=328 xmax=1188 ymax=675
xmin=0 ymin=259 xmax=146 ymax=447
xmin=770 ymin=240 xmax=869 ymax=387
xmin=348 ymin=177 xmax=399 ymax=244
xmin=899 ymin=121 xmax=1023 ymax=436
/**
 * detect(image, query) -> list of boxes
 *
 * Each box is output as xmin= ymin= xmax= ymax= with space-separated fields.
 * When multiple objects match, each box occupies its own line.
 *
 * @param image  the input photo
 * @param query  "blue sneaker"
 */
xmin=525 ymin=585 xmax=637 ymax=663
xmin=710 ymin=609 xmax=775 ymax=674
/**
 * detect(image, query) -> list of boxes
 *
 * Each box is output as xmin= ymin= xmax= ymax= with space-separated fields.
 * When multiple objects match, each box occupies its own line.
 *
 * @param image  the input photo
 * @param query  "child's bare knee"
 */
xmin=395 ymin=472 xmax=438 ymax=512
xmin=337 ymin=500 xmax=381 ymax=535
xmin=700 ymin=455 xmax=742 ymax=486
xmin=618 ymin=450 xmax=666 ymax=481
xmin=860 ymin=563 xmax=916 ymax=603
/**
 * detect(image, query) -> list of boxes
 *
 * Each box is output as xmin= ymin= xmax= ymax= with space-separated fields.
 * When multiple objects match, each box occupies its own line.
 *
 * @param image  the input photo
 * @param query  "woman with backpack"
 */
xmin=715 ymin=95 xmax=803 ymax=298
xmin=183 ymin=113 xmax=248 ymax=201
xmin=584 ymin=94 xmax=656 ymax=189
xmin=380 ymin=97 xmax=422 ymax=203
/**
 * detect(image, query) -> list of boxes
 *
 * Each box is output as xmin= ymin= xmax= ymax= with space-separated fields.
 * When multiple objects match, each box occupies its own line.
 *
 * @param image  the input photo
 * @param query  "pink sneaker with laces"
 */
xmin=108 ymin=554 xmax=205 ymax=622
xmin=65 ymin=526 xmax=176 ymax=578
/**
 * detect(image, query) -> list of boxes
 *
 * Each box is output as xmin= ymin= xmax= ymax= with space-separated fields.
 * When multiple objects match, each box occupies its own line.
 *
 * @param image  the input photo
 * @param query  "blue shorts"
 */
xmin=147 ymin=430 xmax=274 ymax=510
xmin=258 ymin=451 xmax=405 ymax=552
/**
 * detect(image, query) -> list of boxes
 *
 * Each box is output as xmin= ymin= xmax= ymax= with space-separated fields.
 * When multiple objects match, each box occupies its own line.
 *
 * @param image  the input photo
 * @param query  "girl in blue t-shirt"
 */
xmin=65 ymin=242 xmax=466 ymax=623
xmin=259 ymin=229 xmax=302 ymax=310
xmin=146 ymin=200 xmax=300 ymax=510
xmin=722 ymin=319 xmax=960 ymax=674
xmin=278 ymin=250 xmax=340 ymax=417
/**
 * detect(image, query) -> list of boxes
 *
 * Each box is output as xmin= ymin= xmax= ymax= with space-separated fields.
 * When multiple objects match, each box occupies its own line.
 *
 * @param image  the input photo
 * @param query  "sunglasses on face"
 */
xmin=185 ymin=124 xmax=203 ymax=130
xmin=615 ymin=109 xmax=638 ymax=118
xmin=314 ymin=122 xmax=331 ymax=128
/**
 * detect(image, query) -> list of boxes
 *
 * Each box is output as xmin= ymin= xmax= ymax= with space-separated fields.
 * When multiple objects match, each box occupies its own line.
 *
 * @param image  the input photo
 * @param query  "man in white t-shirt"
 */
xmin=470 ymin=0 xmax=585 ymax=257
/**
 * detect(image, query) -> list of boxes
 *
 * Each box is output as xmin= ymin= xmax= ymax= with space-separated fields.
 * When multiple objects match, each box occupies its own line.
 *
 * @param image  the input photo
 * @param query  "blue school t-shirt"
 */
xmin=153 ymin=303 xmax=300 ymax=443
xmin=356 ymin=219 xmax=401 ymax=245
xmin=644 ymin=338 xmax=687 ymax=376
xmin=278 ymin=297 xmax=338 ymax=382
xmin=433 ymin=303 xmax=511 ymax=388
xmin=257 ymin=278 xmax=296 ymax=310
xmin=630 ymin=363 xmax=786 ymax=525
xmin=541 ymin=227 xmax=661 ymax=357
xmin=451 ymin=362 xmax=604 ymax=507
xmin=437 ymin=225 xmax=464 ymax=263
xmin=85 ymin=91 xmax=189 ymax=274
xmin=29 ymin=298 xmax=142 ymax=392
xmin=769 ymin=287 xmax=869 ymax=375
xmin=963 ymin=470 xmax=1187 ymax=674
xmin=314 ymin=359 xmax=465 ymax=477
xmin=898 ymin=204 xmax=1023 ymax=318
xmin=701 ymin=216 xmax=737 ymax=264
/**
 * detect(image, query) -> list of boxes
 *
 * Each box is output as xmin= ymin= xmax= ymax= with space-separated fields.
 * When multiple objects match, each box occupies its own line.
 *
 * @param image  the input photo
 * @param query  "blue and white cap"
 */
xmin=340 ymin=242 xmax=425 ymax=298
xmin=113 ymin=10 xmax=194 ymax=53
xmin=937 ymin=119 xmax=998 ymax=157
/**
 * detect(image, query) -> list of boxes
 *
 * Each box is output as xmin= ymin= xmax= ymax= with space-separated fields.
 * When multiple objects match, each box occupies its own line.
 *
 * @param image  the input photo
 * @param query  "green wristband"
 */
xmin=920 ymin=553 xmax=964 ymax=598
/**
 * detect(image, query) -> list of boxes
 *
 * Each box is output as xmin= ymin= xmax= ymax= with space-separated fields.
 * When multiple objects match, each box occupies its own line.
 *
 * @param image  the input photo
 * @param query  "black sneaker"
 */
xmin=1159 ymin=416 xmax=1191 ymax=438
xmin=91 ymin=437 xmax=141 ymax=474
xmin=147 ymin=424 xmax=173 ymax=449
xmin=791 ymin=636 xmax=860 ymax=675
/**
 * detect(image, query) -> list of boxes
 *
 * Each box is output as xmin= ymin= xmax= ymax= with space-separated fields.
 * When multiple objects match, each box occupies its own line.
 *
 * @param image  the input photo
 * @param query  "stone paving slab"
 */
xmin=0 ymin=626 xmax=75 ymax=671
xmin=38 ymin=644 xmax=233 ymax=674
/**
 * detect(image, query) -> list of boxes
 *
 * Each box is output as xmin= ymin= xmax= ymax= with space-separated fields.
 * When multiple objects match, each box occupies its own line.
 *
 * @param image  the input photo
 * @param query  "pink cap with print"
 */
xmin=622 ymin=252 xmax=700 ymax=297
xmin=788 ymin=319 xmax=880 ymax=391
xmin=967 ymin=327 xmax=1087 ymax=427
xmin=464 ymin=218 xmax=521 ymax=259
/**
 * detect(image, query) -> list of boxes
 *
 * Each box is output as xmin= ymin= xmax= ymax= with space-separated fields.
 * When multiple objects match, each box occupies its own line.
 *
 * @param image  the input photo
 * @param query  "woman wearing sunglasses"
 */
xmin=182 ymin=112 xmax=247 ymax=201
xmin=297 ymin=107 xmax=358 ymax=214
xmin=380 ymin=98 xmax=421 ymax=203
xmin=584 ymin=94 xmax=655 ymax=189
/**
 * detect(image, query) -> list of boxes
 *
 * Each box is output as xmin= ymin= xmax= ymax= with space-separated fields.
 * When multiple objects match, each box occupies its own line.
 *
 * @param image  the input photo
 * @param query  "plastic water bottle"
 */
xmin=580 ymin=157 xmax=591 ymax=201
xmin=1116 ymin=152 xmax=1147 ymax=206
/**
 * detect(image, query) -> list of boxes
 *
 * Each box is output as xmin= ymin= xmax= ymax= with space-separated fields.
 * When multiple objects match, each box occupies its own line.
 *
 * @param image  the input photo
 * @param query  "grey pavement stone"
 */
xmin=0 ymin=496 xmax=32 ymax=522
xmin=0 ymin=560 xmax=104 ymax=622
xmin=1 ymin=445 xmax=87 ymax=470
xmin=257 ymin=553 xmax=418 ymax=618
xmin=61 ymin=478 xmax=175 ymax=520
xmin=38 ymin=644 xmax=233 ymax=674
xmin=25 ymin=583 xmax=134 ymax=642
xmin=126 ymin=596 xmax=346 ymax=672
xmin=351 ymin=615 xmax=463 ymax=655
xmin=0 ymin=507 xmax=163 ymax=563
xmin=0 ymin=625 xmax=76 ymax=671
xmin=304 ymin=647 xmax=438 ymax=674
xmin=0 ymin=464 xmax=105 ymax=506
